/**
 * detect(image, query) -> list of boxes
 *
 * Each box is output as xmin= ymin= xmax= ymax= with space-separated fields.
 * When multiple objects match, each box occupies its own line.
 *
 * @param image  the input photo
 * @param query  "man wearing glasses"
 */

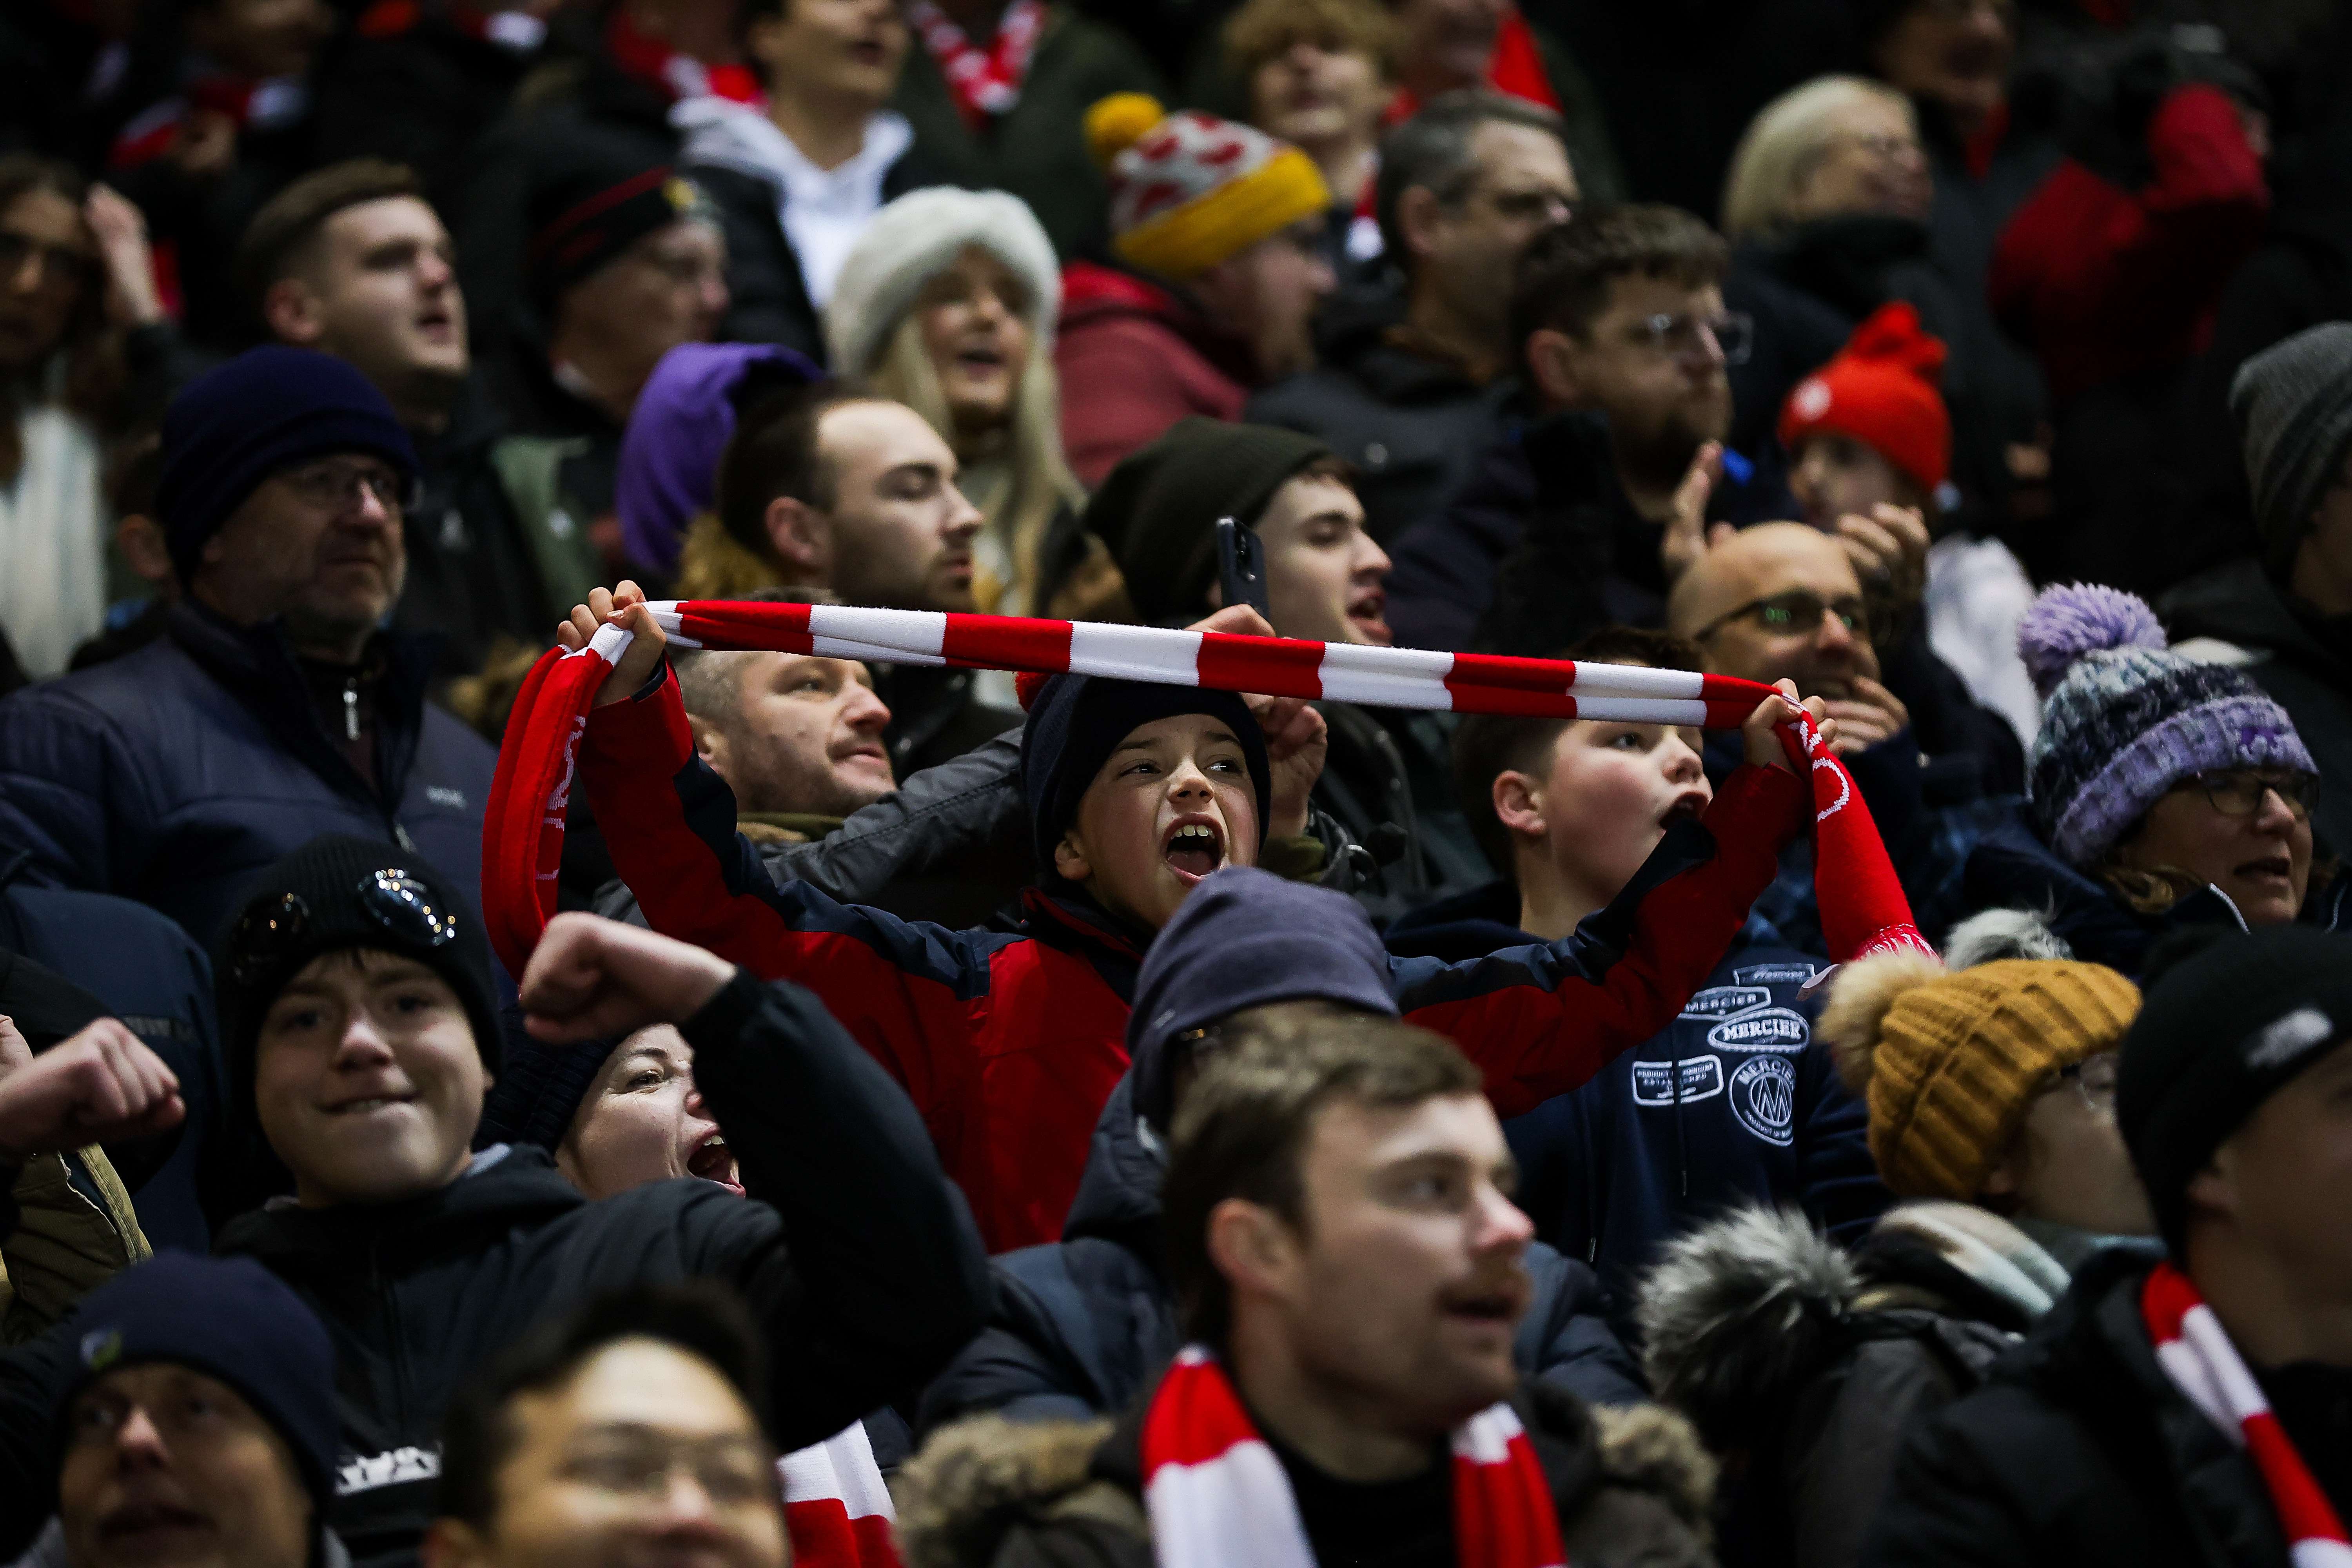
xmin=1385 ymin=203 xmax=1775 ymax=654
xmin=1248 ymin=91 xmax=1578 ymax=545
xmin=0 ymin=345 xmax=497 ymax=946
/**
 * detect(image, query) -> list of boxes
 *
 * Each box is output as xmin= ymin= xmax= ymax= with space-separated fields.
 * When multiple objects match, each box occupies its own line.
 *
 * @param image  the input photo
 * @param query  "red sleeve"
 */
xmin=579 ymin=670 xmax=995 ymax=1137
xmin=1397 ymin=763 xmax=1805 ymax=1117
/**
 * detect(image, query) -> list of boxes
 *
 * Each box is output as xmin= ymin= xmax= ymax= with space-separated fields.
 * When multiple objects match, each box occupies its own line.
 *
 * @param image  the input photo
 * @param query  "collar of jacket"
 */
xmin=213 ymin=1143 xmax=585 ymax=1270
xmin=167 ymin=599 xmax=439 ymax=807
xmin=1021 ymin=885 xmax=1148 ymax=961
xmin=1058 ymin=260 xmax=1262 ymax=388
xmin=1749 ymin=215 xmax=1930 ymax=320
xmin=2062 ymin=1248 xmax=2309 ymax=1563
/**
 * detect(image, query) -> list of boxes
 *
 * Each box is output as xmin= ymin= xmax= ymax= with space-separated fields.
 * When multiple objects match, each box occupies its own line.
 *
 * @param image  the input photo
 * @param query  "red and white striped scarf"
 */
xmin=780 ymin=1422 xmax=900 ymax=1568
xmin=907 ymin=0 xmax=1047 ymax=129
xmin=1141 ymin=1346 xmax=1564 ymax=1568
xmin=481 ymin=603 xmax=1929 ymax=975
xmin=2142 ymin=1262 xmax=2352 ymax=1567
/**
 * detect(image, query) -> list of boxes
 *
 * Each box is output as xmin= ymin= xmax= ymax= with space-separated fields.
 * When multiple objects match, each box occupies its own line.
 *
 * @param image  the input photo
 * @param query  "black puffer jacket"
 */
xmin=0 ymin=602 xmax=495 ymax=947
xmin=0 ymin=973 xmax=989 ymax=1568
xmin=1859 ymin=1247 xmax=2350 ymax=1568
xmin=1639 ymin=1203 xmax=2152 ymax=1568
xmin=917 ymin=1014 xmax=1648 ymax=1438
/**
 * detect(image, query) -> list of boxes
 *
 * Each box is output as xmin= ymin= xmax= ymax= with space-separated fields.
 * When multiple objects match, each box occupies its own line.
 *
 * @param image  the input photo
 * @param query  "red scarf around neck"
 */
xmin=1141 ymin=1346 xmax=1564 ymax=1568
xmin=907 ymin=0 xmax=1047 ymax=130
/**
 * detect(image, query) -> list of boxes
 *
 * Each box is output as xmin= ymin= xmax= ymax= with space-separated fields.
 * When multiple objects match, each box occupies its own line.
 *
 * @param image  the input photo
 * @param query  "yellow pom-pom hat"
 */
xmin=1818 ymin=951 xmax=2143 ymax=1201
xmin=1083 ymin=93 xmax=1330 ymax=281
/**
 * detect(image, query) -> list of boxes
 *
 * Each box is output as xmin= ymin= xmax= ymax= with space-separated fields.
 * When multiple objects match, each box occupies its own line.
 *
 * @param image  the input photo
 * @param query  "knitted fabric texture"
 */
xmin=2229 ymin=321 xmax=2352 ymax=575
xmin=2121 ymin=925 xmax=2352 ymax=1254
xmin=1777 ymin=301 xmax=1952 ymax=493
xmin=823 ymin=186 xmax=1062 ymax=378
xmin=1835 ymin=956 xmax=2142 ymax=1200
xmin=527 ymin=152 xmax=710 ymax=305
xmin=157 ymin=346 xmax=417 ymax=585
xmin=1085 ymin=94 xmax=1329 ymax=280
xmin=2018 ymin=583 xmax=2312 ymax=866
xmin=476 ymin=1013 xmax=620 ymax=1152
xmin=52 ymin=1252 xmax=339 ymax=1511
xmin=1086 ymin=417 xmax=1333 ymax=624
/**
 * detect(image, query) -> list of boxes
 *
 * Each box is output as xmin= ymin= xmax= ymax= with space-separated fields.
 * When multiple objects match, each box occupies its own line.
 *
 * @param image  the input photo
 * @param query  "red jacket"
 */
xmin=1054 ymin=261 xmax=1254 ymax=489
xmin=1989 ymin=84 xmax=2268 ymax=400
xmin=584 ymin=669 xmax=1806 ymax=1251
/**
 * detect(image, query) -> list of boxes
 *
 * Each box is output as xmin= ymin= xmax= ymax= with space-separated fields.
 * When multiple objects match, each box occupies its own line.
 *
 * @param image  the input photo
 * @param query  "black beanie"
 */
xmin=2118 ymin=924 xmax=2352 ymax=1256
xmin=158 ymin=346 xmax=418 ymax=586
xmin=527 ymin=148 xmax=709 ymax=307
xmin=475 ymin=1008 xmax=620 ymax=1153
xmin=1084 ymin=418 xmax=1334 ymax=624
xmin=53 ymin=1252 xmax=338 ymax=1516
xmin=1019 ymin=674 xmax=1272 ymax=884
xmin=216 ymin=835 xmax=503 ymax=1099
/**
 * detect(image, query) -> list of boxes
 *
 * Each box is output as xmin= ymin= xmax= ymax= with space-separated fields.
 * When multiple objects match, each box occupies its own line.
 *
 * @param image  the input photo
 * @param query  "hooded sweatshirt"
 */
xmin=1388 ymin=882 xmax=1886 ymax=1310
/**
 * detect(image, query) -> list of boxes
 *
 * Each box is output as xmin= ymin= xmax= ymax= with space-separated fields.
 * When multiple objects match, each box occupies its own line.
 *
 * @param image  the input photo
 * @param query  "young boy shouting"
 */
xmin=565 ymin=585 xmax=1833 ymax=1250
xmin=1399 ymin=626 xmax=1888 ymax=1308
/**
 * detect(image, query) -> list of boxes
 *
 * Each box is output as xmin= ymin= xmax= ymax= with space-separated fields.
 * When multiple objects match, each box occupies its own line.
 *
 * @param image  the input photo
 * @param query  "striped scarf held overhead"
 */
xmin=1142 ymin=1346 xmax=1564 ymax=1568
xmin=2142 ymin=1262 xmax=2352 ymax=1567
xmin=481 ymin=603 xmax=1932 ymax=975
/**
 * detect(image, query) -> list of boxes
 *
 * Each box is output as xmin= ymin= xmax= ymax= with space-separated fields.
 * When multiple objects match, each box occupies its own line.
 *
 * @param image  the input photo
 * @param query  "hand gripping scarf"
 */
xmin=2143 ymin=1261 xmax=2352 ymax=1566
xmin=1142 ymin=1345 xmax=1563 ymax=1568
xmin=482 ymin=603 xmax=1931 ymax=976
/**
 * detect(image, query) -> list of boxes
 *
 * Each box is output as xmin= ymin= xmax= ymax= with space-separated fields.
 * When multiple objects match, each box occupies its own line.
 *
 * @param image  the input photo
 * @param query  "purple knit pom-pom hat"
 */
xmin=2019 ymin=583 xmax=2313 ymax=867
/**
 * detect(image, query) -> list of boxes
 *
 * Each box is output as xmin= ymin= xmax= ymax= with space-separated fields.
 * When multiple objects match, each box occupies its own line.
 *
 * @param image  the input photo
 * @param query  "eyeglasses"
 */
xmin=2056 ymin=1051 xmax=2120 ymax=1116
xmin=2176 ymin=769 xmax=2319 ymax=821
xmin=1691 ymin=588 xmax=1866 ymax=643
xmin=275 ymin=458 xmax=420 ymax=518
xmin=0 ymin=230 xmax=98 ymax=292
xmin=1482 ymin=187 xmax=1576 ymax=227
xmin=1632 ymin=310 xmax=1753 ymax=368
xmin=560 ymin=1433 xmax=774 ymax=1507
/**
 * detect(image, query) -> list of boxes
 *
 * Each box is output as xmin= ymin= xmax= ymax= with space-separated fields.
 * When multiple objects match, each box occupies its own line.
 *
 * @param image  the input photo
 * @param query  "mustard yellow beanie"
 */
xmin=1819 ymin=951 xmax=2142 ymax=1200
xmin=1084 ymin=93 xmax=1330 ymax=281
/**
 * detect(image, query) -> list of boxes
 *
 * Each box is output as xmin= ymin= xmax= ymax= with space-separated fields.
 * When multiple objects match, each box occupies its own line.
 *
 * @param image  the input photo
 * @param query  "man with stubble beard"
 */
xmin=1666 ymin=520 xmax=1991 ymax=953
xmin=1387 ymin=204 xmax=1785 ymax=655
xmin=239 ymin=160 xmax=567 ymax=679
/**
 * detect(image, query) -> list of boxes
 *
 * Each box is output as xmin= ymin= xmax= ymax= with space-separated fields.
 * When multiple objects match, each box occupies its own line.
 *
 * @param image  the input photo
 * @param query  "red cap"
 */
xmin=1778 ymin=302 xmax=1952 ymax=494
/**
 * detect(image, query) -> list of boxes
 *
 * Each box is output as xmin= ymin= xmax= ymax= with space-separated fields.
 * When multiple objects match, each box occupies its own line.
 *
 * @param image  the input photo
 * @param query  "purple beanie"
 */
xmin=2018 ymin=583 xmax=2315 ymax=866
xmin=615 ymin=341 xmax=817 ymax=576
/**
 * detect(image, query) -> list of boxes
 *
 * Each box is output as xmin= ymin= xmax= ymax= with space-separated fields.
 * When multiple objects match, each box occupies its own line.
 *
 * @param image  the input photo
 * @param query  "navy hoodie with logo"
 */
xmin=1387 ymin=881 xmax=1889 ymax=1314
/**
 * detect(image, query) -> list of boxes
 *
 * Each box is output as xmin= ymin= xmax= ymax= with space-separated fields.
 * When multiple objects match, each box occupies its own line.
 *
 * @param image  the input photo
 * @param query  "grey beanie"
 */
xmin=2230 ymin=322 xmax=2352 ymax=573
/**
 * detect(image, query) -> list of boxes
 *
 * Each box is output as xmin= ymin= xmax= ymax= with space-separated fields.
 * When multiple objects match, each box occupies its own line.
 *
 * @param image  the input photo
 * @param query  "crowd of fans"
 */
xmin=1 ymin=0 xmax=2351 ymax=1563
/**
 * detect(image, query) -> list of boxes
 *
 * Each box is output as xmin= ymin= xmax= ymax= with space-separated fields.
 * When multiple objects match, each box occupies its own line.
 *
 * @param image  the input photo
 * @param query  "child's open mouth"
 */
xmin=1162 ymin=817 xmax=1226 ymax=883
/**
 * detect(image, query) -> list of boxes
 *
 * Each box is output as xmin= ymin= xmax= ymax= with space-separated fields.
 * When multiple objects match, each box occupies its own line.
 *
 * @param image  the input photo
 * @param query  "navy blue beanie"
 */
xmin=54 ymin=1252 xmax=338 ymax=1512
xmin=158 ymin=346 xmax=418 ymax=586
xmin=1019 ymin=674 xmax=1272 ymax=881
xmin=1125 ymin=866 xmax=1396 ymax=1128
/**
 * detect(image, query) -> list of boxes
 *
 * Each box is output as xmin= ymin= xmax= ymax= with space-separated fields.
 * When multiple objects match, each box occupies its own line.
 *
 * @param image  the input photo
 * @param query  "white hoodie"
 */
xmin=671 ymin=95 xmax=913 ymax=310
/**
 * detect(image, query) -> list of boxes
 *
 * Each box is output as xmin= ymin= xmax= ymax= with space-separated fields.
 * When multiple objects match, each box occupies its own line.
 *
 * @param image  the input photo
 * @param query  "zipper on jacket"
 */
xmin=343 ymin=679 xmax=361 ymax=741
xmin=1672 ymin=1058 xmax=1690 ymax=1200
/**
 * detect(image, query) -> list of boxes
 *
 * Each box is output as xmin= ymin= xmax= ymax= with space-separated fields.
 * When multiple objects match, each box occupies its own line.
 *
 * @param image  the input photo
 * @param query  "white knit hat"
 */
xmin=822 ymin=186 xmax=1062 ymax=377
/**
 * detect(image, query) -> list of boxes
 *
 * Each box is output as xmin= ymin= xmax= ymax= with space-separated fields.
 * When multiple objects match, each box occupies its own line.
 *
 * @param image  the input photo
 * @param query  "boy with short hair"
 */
xmin=1395 ymin=625 xmax=1884 ymax=1305
xmin=567 ymin=584 xmax=1831 ymax=1252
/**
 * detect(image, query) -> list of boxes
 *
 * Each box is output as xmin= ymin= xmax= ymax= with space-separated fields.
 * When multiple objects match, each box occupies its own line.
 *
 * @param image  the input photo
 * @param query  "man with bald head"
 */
xmin=1668 ymin=521 xmax=2009 ymax=952
xmin=1666 ymin=523 xmax=1912 ymax=759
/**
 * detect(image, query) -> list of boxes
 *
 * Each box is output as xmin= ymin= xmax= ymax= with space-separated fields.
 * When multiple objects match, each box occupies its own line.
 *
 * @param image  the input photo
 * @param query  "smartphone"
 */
xmin=1215 ymin=515 xmax=1270 ymax=619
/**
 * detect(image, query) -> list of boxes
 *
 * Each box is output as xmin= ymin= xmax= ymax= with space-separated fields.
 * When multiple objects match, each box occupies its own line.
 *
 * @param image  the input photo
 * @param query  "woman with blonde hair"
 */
xmin=823 ymin=187 xmax=1122 ymax=631
xmin=1719 ymin=73 xmax=2034 ymax=540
